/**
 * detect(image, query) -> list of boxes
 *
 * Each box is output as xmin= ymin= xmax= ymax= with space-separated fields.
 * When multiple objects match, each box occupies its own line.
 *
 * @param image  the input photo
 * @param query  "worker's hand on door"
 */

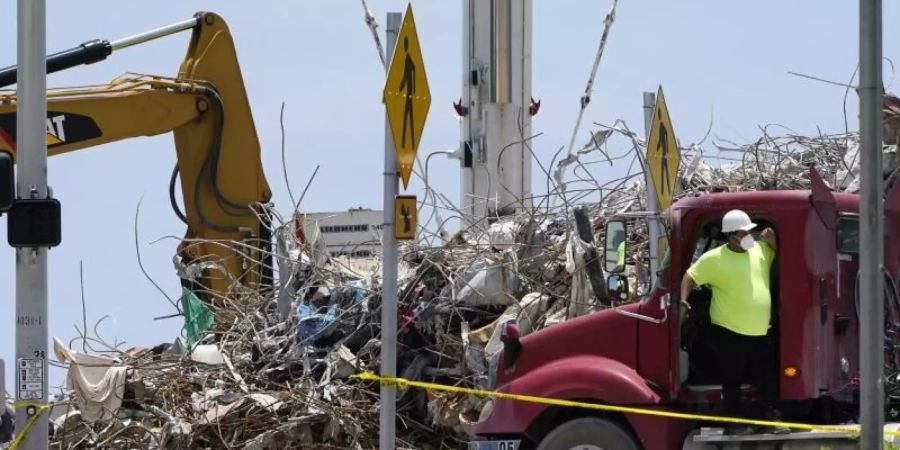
xmin=760 ymin=227 xmax=777 ymax=250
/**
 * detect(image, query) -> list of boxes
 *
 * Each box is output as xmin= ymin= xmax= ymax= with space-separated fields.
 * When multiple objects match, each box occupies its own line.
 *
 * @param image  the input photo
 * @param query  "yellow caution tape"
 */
xmin=6 ymin=401 xmax=49 ymax=450
xmin=353 ymin=372 xmax=896 ymax=437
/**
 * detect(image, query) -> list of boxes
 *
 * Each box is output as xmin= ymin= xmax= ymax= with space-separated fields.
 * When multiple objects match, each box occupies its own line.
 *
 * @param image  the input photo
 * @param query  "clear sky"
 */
xmin=1 ymin=1 xmax=896 ymax=389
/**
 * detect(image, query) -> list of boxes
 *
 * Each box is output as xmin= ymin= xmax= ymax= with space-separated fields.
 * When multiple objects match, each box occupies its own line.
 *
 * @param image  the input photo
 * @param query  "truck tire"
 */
xmin=536 ymin=417 xmax=639 ymax=450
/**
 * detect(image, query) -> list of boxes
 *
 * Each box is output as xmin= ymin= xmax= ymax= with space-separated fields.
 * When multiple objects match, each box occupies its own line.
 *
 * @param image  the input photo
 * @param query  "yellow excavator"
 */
xmin=0 ymin=12 xmax=273 ymax=301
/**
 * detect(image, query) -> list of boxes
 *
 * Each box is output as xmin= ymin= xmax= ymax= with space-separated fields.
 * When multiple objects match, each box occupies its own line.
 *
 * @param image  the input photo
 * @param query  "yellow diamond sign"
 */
xmin=646 ymin=86 xmax=680 ymax=210
xmin=384 ymin=4 xmax=430 ymax=189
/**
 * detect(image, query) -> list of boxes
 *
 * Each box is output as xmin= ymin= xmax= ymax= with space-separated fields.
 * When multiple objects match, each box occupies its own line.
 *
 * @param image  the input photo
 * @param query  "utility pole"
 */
xmin=642 ymin=92 xmax=660 ymax=280
xmin=859 ymin=0 xmax=885 ymax=447
xmin=14 ymin=0 xmax=50 ymax=448
xmin=379 ymin=11 xmax=400 ymax=450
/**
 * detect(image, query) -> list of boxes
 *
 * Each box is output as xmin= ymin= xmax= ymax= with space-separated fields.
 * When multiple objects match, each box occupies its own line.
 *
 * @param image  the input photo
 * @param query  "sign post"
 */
xmin=379 ymin=12 xmax=401 ymax=450
xmin=381 ymin=6 xmax=428 ymax=449
xmin=642 ymin=92 xmax=660 ymax=281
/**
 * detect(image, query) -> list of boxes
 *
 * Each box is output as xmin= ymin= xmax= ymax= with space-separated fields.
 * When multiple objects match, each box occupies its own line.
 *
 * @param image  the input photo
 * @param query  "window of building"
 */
xmin=331 ymin=249 xmax=374 ymax=258
xmin=320 ymin=224 xmax=370 ymax=234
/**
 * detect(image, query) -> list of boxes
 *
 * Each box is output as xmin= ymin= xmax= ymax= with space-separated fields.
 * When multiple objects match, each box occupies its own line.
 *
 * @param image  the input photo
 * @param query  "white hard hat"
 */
xmin=721 ymin=209 xmax=757 ymax=233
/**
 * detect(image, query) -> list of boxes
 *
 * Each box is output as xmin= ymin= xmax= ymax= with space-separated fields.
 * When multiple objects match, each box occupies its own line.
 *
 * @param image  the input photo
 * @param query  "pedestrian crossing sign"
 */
xmin=646 ymin=86 xmax=680 ymax=210
xmin=394 ymin=195 xmax=417 ymax=241
xmin=384 ymin=3 xmax=431 ymax=189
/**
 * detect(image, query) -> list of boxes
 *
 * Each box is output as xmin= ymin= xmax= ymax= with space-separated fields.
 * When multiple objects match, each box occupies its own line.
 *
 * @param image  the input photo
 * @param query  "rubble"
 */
xmin=28 ymin=127 xmax=899 ymax=449
xmin=53 ymin=339 xmax=128 ymax=424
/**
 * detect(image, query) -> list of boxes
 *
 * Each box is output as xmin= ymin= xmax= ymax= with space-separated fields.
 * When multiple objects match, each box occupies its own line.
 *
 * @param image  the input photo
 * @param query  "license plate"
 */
xmin=468 ymin=440 xmax=520 ymax=450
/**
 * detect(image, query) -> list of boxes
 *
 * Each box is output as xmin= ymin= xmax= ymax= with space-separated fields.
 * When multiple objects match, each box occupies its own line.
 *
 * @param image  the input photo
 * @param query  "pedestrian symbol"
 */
xmin=646 ymin=86 xmax=680 ymax=210
xmin=384 ymin=4 xmax=431 ymax=189
xmin=394 ymin=195 xmax=417 ymax=241
xmin=400 ymin=203 xmax=411 ymax=232
xmin=400 ymin=37 xmax=417 ymax=150
xmin=656 ymin=108 xmax=670 ymax=196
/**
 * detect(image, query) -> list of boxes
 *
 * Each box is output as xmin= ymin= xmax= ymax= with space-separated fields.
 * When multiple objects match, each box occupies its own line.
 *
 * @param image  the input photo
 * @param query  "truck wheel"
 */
xmin=536 ymin=417 xmax=639 ymax=450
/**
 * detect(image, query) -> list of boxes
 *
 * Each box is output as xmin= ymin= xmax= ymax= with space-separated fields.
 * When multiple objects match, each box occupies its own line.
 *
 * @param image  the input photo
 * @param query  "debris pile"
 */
xmin=19 ymin=128 xmax=898 ymax=449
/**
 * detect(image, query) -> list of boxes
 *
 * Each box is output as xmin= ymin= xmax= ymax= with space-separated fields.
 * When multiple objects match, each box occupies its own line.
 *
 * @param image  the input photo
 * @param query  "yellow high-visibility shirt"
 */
xmin=686 ymin=241 xmax=775 ymax=336
xmin=617 ymin=240 xmax=626 ymax=267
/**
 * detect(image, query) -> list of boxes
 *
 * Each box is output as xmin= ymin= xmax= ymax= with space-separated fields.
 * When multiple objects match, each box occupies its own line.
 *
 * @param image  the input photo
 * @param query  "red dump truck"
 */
xmin=470 ymin=169 xmax=900 ymax=449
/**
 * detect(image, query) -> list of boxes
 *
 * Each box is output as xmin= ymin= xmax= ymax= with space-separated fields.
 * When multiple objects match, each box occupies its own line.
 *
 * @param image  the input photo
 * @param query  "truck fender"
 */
xmin=476 ymin=355 xmax=661 ymax=435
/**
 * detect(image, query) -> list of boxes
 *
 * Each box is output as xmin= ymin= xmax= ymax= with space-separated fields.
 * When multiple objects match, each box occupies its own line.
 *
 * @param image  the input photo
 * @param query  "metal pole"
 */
xmin=0 ymin=16 xmax=200 ymax=89
xmin=642 ymin=92 xmax=660 ymax=283
xmin=109 ymin=17 xmax=199 ymax=51
xmin=860 ymin=0 xmax=884 ymax=447
xmin=379 ymin=12 xmax=401 ymax=450
xmin=15 ymin=0 xmax=49 ymax=448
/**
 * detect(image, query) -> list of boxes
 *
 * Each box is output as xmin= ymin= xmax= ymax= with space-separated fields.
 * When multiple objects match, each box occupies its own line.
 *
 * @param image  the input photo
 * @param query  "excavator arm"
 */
xmin=0 ymin=12 xmax=272 ymax=301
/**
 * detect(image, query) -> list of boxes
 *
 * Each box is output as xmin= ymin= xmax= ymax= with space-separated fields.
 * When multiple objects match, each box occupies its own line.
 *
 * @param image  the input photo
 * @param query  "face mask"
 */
xmin=739 ymin=234 xmax=755 ymax=251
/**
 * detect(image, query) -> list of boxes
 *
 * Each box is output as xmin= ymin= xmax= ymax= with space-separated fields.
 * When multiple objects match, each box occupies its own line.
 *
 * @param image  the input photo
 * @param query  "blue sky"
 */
xmin=0 ymin=1 xmax=896 ymax=389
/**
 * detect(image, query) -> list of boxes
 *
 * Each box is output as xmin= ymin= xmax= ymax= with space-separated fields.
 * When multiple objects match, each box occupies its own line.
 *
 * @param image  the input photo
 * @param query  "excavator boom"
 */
xmin=0 ymin=12 xmax=272 ymax=301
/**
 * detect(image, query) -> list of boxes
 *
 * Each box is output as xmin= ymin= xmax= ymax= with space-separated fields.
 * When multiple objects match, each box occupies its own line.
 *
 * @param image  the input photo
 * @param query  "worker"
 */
xmin=607 ymin=230 xmax=628 ymax=300
xmin=678 ymin=209 xmax=788 ymax=435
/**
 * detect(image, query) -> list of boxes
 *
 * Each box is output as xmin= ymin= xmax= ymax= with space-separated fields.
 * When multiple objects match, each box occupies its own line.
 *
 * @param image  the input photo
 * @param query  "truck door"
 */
xmin=671 ymin=201 xmax=785 ymax=401
xmin=673 ymin=209 xmax=730 ymax=393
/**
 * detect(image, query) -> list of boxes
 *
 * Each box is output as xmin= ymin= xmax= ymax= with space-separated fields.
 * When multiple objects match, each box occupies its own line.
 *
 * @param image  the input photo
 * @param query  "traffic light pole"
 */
xmin=379 ymin=11 xmax=401 ymax=450
xmin=14 ymin=0 xmax=50 ymax=449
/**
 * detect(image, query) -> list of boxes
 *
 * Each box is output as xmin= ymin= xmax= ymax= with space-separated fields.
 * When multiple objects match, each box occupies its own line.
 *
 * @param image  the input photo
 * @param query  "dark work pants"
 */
xmin=710 ymin=324 xmax=778 ymax=418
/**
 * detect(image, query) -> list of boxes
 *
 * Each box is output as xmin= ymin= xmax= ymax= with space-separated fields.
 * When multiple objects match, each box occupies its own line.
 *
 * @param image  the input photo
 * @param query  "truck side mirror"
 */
xmin=607 ymin=274 xmax=629 ymax=303
xmin=604 ymin=220 xmax=626 ymax=273
xmin=0 ymin=151 xmax=14 ymax=212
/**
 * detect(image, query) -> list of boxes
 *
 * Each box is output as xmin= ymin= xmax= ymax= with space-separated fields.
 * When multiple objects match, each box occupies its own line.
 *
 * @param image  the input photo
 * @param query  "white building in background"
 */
xmin=301 ymin=208 xmax=383 ymax=258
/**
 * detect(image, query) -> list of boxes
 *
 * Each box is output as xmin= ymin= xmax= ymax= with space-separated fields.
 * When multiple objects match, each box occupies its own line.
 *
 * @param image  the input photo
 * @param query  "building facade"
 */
xmin=300 ymin=208 xmax=383 ymax=258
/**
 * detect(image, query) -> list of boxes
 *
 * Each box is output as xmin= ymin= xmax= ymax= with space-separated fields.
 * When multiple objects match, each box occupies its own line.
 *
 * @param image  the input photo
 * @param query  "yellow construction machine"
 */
xmin=0 ymin=12 xmax=273 ymax=301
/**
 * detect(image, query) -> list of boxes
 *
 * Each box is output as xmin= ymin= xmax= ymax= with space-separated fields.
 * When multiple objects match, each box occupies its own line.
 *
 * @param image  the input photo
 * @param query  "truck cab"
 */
xmin=470 ymin=171 xmax=900 ymax=450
